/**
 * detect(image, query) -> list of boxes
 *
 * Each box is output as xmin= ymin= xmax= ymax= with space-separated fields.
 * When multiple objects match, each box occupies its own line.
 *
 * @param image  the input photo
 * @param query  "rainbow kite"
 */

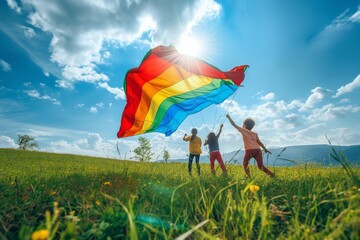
xmin=117 ymin=45 xmax=248 ymax=138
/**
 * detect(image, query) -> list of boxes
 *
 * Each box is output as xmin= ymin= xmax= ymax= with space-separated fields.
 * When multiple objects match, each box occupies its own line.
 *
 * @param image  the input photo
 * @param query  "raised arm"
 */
xmin=183 ymin=133 xmax=187 ymax=141
xmin=226 ymin=114 xmax=241 ymax=131
xmin=217 ymin=124 xmax=223 ymax=138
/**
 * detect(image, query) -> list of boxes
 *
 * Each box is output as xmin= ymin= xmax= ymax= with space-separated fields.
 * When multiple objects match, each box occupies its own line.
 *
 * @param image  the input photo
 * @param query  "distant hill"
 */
xmin=166 ymin=144 xmax=360 ymax=166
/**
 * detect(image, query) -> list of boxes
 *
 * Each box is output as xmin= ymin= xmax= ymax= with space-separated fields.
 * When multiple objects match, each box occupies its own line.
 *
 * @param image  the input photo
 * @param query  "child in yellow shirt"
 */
xmin=183 ymin=128 xmax=202 ymax=176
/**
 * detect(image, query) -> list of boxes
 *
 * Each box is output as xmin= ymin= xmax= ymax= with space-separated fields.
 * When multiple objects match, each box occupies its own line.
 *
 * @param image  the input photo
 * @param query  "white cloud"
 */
xmin=98 ymin=82 xmax=125 ymax=100
xmin=252 ymin=100 xmax=289 ymax=119
xmin=0 ymin=59 xmax=11 ymax=72
xmin=294 ymin=123 xmax=326 ymax=136
xmin=287 ymin=100 xmax=303 ymax=109
xmin=75 ymin=103 xmax=85 ymax=108
xmin=183 ymin=0 xmax=221 ymax=35
xmin=308 ymin=104 xmax=360 ymax=122
xmin=325 ymin=9 xmax=351 ymax=30
xmin=314 ymin=6 xmax=360 ymax=49
xmin=339 ymin=98 xmax=350 ymax=104
xmin=0 ymin=135 xmax=18 ymax=148
xmin=325 ymin=6 xmax=360 ymax=30
xmin=261 ymin=92 xmax=275 ymax=100
xmin=6 ymin=0 xmax=21 ymax=14
xmin=55 ymin=79 xmax=73 ymax=89
xmin=349 ymin=5 xmax=360 ymax=23
xmin=47 ymin=133 xmax=122 ymax=158
xmin=103 ymin=51 xmax=111 ymax=59
xmin=334 ymin=74 xmax=360 ymax=98
xmin=62 ymin=66 xmax=109 ymax=83
xmin=328 ymin=127 xmax=360 ymax=145
xmin=96 ymin=102 xmax=104 ymax=108
xmin=238 ymin=100 xmax=299 ymax=125
xmin=89 ymin=102 xmax=104 ymax=113
xmin=24 ymin=89 xmax=61 ymax=105
xmin=271 ymin=113 xmax=302 ymax=130
xmin=272 ymin=119 xmax=294 ymax=130
xmin=89 ymin=106 xmax=98 ymax=113
xmin=20 ymin=0 xmax=220 ymax=87
xmin=0 ymin=121 xmax=130 ymax=158
xmin=220 ymin=99 xmax=246 ymax=116
xmin=300 ymin=87 xmax=332 ymax=111
xmin=21 ymin=26 xmax=36 ymax=38
xmin=290 ymin=123 xmax=327 ymax=144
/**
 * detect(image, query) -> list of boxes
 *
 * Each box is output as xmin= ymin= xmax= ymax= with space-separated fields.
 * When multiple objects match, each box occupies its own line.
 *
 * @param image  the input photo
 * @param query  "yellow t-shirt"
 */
xmin=184 ymin=135 xmax=202 ymax=155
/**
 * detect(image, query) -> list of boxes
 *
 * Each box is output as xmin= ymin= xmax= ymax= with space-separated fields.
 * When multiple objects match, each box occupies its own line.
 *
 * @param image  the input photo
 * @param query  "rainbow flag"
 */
xmin=117 ymin=45 xmax=248 ymax=138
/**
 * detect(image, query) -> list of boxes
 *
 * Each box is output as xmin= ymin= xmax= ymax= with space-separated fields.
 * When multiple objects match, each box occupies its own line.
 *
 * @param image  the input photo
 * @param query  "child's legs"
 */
xmin=253 ymin=150 xmax=274 ymax=177
xmin=188 ymin=154 xmax=195 ymax=173
xmin=243 ymin=150 xmax=253 ymax=177
xmin=214 ymin=152 xmax=227 ymax=173
xmin=209 ymin=152 xmax=216 ymax=173
xmin=194 ymin=154 xmax=201 ymax=175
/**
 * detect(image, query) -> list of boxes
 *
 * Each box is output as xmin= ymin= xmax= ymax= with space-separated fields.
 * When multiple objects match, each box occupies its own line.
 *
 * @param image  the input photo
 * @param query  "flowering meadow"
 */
xmin=0 ymin=148 xmax=359 ymax=239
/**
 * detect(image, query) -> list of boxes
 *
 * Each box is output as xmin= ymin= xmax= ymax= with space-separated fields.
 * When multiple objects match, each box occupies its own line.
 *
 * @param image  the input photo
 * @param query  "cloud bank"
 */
xmin=8 ymin=0 xmax=221 ymax=89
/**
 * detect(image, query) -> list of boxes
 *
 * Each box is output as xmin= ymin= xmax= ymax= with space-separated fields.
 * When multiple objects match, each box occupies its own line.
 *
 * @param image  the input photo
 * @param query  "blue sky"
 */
xmin=1 ymin=0 xmax=359 ymax=160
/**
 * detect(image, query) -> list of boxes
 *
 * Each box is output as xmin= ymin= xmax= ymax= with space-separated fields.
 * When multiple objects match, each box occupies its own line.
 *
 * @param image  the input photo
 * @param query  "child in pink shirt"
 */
xmin=226 ymin=114 xmax=274 ymax=178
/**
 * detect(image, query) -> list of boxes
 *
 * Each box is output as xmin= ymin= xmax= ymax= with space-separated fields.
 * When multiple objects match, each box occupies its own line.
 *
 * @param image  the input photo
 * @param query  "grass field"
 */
xmin=0 ymin=148 xmax=359 ymax=239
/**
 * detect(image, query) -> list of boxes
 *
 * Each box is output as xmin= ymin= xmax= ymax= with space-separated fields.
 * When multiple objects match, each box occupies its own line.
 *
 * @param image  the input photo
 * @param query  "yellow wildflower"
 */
xmin=104 ymin=181 xmax=111 ymax=186
xmin=95 ymin=200 xmax=101 ymax=206
xmin=249 ymin=185 xmax=260 ymax=193
xmin=50 ymin=191 xmax=56 ymax=196
xmin=32 ymin=229 xmax=49 ymax=240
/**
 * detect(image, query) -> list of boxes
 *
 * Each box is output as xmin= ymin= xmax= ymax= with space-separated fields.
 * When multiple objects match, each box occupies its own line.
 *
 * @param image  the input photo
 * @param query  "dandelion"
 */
xmin=95 ymin=200 xmax=101 ymax=206
xmin=104 ymin=181 xmax=111 ymax=186
xmin=50 ymin=191 xmax=56 ymax=196
xmin=249 ymin=185 xmax=260 ymax=193
xmin=31 ymin=229 xmax=49 ymax=240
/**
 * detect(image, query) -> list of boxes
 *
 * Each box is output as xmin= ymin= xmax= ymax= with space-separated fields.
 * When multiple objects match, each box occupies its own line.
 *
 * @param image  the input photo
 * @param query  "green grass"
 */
xmin=0 ymin=148 xmax=359 ymax=239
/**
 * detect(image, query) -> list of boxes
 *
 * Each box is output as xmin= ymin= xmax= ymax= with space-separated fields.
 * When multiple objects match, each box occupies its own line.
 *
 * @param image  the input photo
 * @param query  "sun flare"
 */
xmin=176 ymin=35 xmax=203 ymax=57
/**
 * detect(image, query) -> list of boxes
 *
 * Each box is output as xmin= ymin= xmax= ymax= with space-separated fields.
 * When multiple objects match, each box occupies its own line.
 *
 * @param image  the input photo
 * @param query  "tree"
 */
xmin=163 ymin=150 xmax=170 ymax=163
xmin=17 ymin=134 xmax=39 ymax=150
xmin=133 ymin=137 xmax=154 ymax=162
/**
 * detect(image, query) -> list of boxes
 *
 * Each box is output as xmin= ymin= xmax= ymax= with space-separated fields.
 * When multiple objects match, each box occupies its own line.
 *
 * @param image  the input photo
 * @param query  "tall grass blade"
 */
xmin=175 ymin=219 xmax=209 ymax=240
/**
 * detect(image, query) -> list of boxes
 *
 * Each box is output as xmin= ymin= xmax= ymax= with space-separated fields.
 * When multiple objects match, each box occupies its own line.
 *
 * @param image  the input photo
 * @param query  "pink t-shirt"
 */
xmin=238 ymin=127 xmax=260 ymax=150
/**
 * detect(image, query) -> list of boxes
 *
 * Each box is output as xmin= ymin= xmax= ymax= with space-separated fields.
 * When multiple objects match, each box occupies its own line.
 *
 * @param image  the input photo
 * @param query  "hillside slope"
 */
xmin=168 ymin=144 xmax=360 ymax=166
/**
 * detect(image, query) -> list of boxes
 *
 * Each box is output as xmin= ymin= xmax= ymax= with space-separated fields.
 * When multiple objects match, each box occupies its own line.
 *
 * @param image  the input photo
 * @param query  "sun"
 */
xmin=176 ymin=35 xmax=203 ymax=57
